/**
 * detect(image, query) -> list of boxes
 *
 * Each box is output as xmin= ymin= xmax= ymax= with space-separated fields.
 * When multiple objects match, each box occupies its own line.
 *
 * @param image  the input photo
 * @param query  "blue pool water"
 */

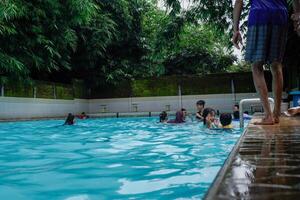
xmin=0 ymin=117 xmax=245 ymax=200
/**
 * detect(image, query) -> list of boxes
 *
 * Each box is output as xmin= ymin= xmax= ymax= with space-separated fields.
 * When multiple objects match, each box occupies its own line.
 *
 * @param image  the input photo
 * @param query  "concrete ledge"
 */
xmin=0 ymin=111 xmax=178 ymax=122
xmin=204 ymin=118 xmax=249 ymax=199
xmin=204 ymin=115 xmax=300 ymax=199
xmin=88 ymin=111 xmax=177 ymax=118
xmin=0 ymin=116 xmax=66 ymax=122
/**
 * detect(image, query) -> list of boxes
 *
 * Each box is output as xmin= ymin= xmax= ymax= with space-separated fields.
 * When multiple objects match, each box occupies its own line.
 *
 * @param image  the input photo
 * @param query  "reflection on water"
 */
xmin=215 ymin=124 xmax=300 ymax=199
xmin=118 ymin=166 xmax=219 ymax=195
xmin=0 ymin=117 xmax=243 ymax=200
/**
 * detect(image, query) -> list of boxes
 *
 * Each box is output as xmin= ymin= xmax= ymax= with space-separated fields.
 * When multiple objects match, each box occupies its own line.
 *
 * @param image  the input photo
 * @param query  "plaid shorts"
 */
xmin=245 ymin=25 xmax=288 ymax=64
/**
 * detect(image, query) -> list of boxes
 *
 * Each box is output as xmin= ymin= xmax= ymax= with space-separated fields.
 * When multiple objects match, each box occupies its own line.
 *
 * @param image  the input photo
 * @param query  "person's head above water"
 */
xmin=168 ymin=110 xmax=186 ymax=123
xmin=176 ymin=110 xmax=185 ymax=123
xmin=202 ymin=108 xmax=216 ymax=125
xmin=159 ymin=111 xmax=168 ymax=122
xmin=233 ymin=104 xmax=240 ymax=120
xmin=196 ymin=100 xmax=205 ymax=111
xmin=220 ymin=113 xmax=233 ymax=127
xmin=64 ymin=113 xmax=75 ymax=125
xmin=234 ymin=104 xmax=239 ymax=112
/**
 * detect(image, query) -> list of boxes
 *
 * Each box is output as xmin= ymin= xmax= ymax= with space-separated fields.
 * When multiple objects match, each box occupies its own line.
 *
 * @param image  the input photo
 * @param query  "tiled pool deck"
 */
xmin=205 ymin=115 xmax=300 ymax=200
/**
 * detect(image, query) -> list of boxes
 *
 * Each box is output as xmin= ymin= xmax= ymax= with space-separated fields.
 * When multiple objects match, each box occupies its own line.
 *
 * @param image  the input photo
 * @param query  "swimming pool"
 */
xmin=0 ymin=117 xmax=245 ymax=200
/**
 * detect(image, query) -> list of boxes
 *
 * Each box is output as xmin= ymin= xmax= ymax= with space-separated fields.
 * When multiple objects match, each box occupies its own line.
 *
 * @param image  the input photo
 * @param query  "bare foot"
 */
xmin=273 ymin=112 xmax=280 ymax=124
xmin=253 ymin=117 xmax=274 ymax=125
xmin=274 ymin=116 xmax=280 ymax=124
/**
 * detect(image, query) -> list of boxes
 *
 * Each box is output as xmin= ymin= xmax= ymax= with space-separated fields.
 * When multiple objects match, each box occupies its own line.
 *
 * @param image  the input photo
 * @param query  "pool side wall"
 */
xmin=89 ymin=93 xmax=264 ymax=113
xmin=0 ymin=93 xmax=263 ymax=119
xmin=204 ymin=123 xmax=249 ymax=199
xmin=0 ymin=97 xmax=89 ymax=119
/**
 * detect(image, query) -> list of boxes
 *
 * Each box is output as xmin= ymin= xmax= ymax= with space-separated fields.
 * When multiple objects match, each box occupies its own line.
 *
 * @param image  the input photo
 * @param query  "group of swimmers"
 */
xmin=64 ymin=100 xmax=252 ymax=129
xmin=159 ymin=100 xmax=251 ymax=129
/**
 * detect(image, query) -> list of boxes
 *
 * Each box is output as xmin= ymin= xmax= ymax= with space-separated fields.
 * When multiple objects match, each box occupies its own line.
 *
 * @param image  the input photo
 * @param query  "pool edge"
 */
xmin=0 ymin=111 xmax=178 ymax=122
xmin=203 ymin=122 xmax=250 ymax=200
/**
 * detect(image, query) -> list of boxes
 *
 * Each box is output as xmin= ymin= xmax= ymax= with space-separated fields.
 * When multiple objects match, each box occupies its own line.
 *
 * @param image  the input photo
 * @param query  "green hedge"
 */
xmin=36 ymin=82 xmax=54 ymax=99
xmin=55 ymin=84 xmax=73 ymax=100
xmin=1 ymin=72 xmax=271 ymax=99
xmin=73 ymin=79 xmax=87 ymax=99
xmin=90 ymin=81 xmax=132 ymax=99
xmin=1 ymin=78 xmax=87 ymax=99
xmin=130 ymin=72 xmax=263 ymax=97
xmin=132 ymin=78 xmax=178 ymax=97
xmin=131 ymin=75 xmax=232 ymax=97
xmin=91 ymin=72 xmax=263 ymax=98
xmin=180 ymin=75 xmax=231 ymax=95
xmin=4 ymin=84 xmax=34 ymax=98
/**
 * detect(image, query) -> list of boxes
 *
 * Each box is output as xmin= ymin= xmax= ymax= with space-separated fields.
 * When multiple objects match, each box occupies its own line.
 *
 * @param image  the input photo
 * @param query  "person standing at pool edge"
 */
xmin=233 ymin=0 xmax=300 ymax=125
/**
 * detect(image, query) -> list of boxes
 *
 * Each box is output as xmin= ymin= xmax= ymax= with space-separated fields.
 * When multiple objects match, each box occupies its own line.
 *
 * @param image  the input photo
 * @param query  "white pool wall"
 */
xmin=0 ymin=97 xmax=89 ymax=119
xmin=88 ymin=93 xmax=263 ymax=113
xmin=0 ymin=93 xmax=266 ymax=119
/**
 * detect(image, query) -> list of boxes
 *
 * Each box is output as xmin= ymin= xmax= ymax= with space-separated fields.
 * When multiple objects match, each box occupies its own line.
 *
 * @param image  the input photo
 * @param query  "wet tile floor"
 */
xmin=205 ymin=116 xmax=300 ymax=200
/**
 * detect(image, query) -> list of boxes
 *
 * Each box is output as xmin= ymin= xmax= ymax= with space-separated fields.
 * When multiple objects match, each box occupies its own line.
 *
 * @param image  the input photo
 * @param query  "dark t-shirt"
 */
xmin=196 ymin=111 xmax=203 ymax=120
xmin=233 ymin=111 xmax=240 ymax=120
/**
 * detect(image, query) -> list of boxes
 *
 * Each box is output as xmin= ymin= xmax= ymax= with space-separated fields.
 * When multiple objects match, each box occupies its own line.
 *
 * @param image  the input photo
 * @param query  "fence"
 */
xmin=0 ymin=79 xmax=87 ymax=100
xmin=91 ymin=72 xmax=273 ymax=98
xmin=0 ymin=72 xmax=274 ymax=100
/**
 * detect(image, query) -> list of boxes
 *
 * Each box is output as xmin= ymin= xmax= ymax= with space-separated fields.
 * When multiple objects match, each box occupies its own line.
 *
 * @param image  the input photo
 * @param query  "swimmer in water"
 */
xmin=220 ymin=113 xmax=233 ymax=129
xmin=196 ymin=100 xmax=205 ymax=121
xmin=159 ymin=111 xmax=168 ymax=123
xmin=78 ymin=112 xmax=89 ymax=119
xmin=64 ymin=113 xmax=75 ymax=125
xmin=203 ymin=108 xmax=218 ymax=129
xmin=168 ymin=109 xmax=186 ymax=124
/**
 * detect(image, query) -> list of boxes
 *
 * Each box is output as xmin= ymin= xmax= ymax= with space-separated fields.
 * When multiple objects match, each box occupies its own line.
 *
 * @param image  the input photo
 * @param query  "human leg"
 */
xmin=252 ymin=62 xmax=274 ymax=125
xmin=271 ymin=62 xmax=283 ymax=123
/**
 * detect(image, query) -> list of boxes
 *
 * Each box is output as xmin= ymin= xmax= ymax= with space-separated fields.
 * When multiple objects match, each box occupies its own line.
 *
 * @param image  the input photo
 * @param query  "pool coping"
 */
xmin=0 ymin=111 xmax=178 ymax=122
xmin=204 ymin=119 xmax=250 ymax=199
xmin=204 ymin=115 xmax=300 ymax=199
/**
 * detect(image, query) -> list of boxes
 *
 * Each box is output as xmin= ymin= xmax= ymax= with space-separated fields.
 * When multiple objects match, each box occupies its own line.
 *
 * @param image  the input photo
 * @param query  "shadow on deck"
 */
xmin=205 ymin=115 xmax=300 ymax=200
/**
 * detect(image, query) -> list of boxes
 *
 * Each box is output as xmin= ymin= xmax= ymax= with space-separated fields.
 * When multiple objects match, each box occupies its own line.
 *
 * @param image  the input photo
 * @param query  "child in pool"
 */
xmin=168 ymin=109 xmax=186 ymax=124
xmin=196 ymin=100 xmax=205 ymax=121
xmin=64 ymin=113 xmax=75 ymax=125
xmin=203 ymin=108 xmax=218 ymax=129
xmin=220 ymin=113 xmax=233 ymax=129
xmin=78 ymin=112 xmax=89 ymax=119
xmin=233 ymin=104 xmax=251 ymax=121
xmin=233 ymin=104 xmax=240 ymax=120
xmin=159 ymin=111 xmax=168 ymax=123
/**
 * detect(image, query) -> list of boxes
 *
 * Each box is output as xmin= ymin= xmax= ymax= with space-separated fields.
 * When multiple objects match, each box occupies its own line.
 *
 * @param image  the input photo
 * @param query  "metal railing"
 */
xmin=239 ymin=98 xmax=275 ymax=128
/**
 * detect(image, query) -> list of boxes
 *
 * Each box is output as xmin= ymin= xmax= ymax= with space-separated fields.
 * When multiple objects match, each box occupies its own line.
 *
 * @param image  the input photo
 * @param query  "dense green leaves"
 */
xmin=0 ymin=0 xmax=96 ymax=78
xmin=163 ymin=24 xmax=235 ymax=75
xmin=0 ymin=0 xmax=239 ymax=86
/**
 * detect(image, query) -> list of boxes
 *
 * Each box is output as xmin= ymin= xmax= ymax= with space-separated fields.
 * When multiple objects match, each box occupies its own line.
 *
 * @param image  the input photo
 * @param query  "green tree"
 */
xmin=0 ymin=0 xmax=97 ymax=81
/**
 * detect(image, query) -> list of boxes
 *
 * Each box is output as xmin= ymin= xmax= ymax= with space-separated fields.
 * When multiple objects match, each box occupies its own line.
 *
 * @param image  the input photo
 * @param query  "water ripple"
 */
xmin=0 ymin=117 xmax=244 ymax=199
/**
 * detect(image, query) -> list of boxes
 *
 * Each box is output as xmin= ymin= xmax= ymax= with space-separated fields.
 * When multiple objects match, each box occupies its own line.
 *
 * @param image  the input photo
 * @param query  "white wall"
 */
xmin=89 ymin=96 xmax=181 ymax=113
xmin=0 ymin=93 xmax=267 ymax=120
xmin=0 ymin=97 xmax=89 ymax=119
xmin=88 ymin=93 xmax=263 ymax=114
